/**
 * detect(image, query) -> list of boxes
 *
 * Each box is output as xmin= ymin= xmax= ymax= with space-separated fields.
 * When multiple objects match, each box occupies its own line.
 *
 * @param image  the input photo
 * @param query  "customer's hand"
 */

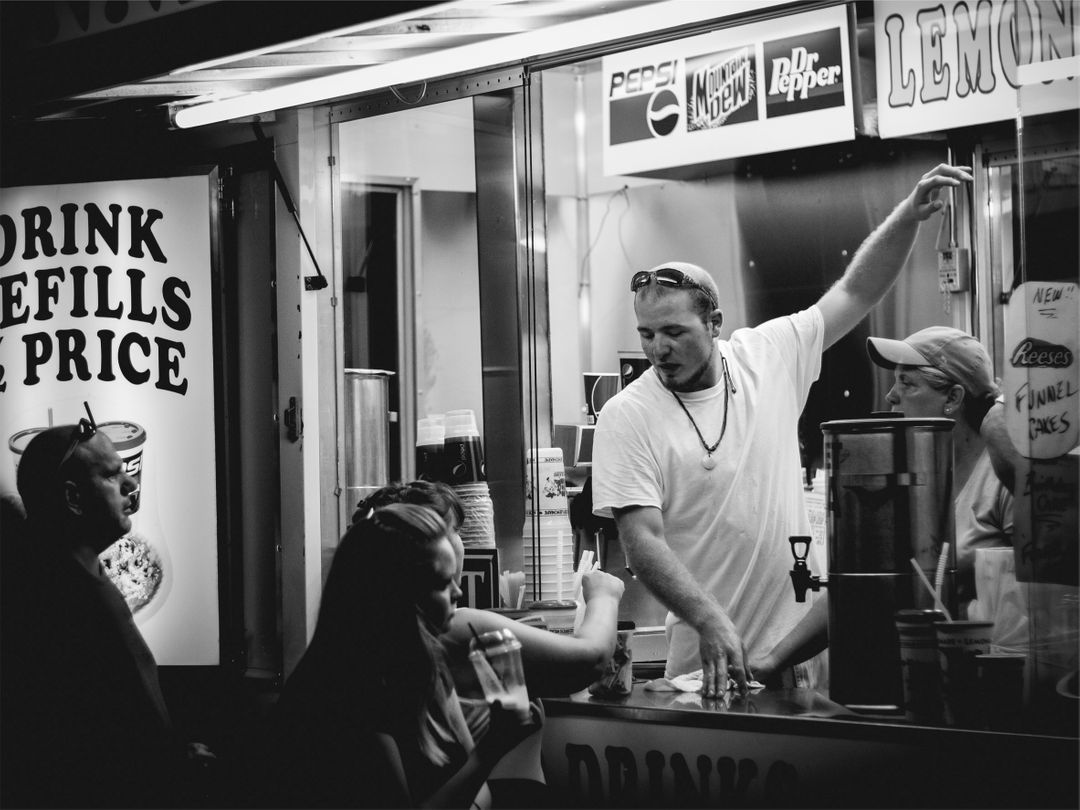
xmin=581 ymin=568 xmax=624 ymax=602
xmin=747 ymin=652 xmax=782 ymax=690
xmin=476 ymin=700 xmax=543 ymax=763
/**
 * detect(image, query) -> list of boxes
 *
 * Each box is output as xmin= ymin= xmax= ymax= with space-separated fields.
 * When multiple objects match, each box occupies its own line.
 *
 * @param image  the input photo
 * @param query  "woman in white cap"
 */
xmin=866 ymin=326 xmax=1011 ymax=613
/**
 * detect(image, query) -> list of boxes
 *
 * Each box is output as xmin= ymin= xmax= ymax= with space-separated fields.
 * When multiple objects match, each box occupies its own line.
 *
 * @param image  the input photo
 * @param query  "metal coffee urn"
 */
xmin=344 ymin=369 xmax=395 ymax=506
xmin=790 ymin=415 xmax=957 ymax=710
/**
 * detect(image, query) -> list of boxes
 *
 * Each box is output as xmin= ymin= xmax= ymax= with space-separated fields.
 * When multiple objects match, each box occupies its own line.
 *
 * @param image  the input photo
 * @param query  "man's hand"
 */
xmin=698 ymin=611 xmax=749 ymax=698
xmin=902 ymin=163 xmax=974 ymax=222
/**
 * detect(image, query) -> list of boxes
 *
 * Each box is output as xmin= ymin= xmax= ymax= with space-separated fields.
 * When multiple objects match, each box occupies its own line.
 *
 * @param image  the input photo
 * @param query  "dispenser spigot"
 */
xmin=789 ymin=535 xmax=825 ymax=603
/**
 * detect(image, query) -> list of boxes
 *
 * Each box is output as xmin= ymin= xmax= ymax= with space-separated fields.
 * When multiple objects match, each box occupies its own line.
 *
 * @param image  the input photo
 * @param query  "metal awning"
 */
xmin=1 ymin=0 xmax=806 ymax=128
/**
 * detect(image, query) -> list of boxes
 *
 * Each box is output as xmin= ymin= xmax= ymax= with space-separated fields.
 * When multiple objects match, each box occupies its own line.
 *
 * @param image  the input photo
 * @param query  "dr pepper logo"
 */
xmin=609 ymin=60 xmax=680 ymax=145
xmin=763 ymin=28 xmax=845 ymax=118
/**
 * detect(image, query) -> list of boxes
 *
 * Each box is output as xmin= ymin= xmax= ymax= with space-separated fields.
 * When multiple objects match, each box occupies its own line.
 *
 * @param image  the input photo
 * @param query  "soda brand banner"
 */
xmin=603 ymin=5 xmax=855 ymax=177
xmin=0 ymin=175 xmax=220 ymax=665
xmin=874 ymin=0 xmax=1078 ymax=139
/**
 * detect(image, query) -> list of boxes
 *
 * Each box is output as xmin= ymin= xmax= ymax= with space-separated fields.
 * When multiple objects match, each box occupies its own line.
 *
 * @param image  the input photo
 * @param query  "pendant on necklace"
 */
xmin=702 ymin=453 xmax=716 ymax=470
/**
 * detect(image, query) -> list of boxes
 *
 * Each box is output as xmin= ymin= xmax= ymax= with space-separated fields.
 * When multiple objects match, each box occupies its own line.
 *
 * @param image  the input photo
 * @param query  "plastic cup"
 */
xmin=444 ymin=412 xmax=484 ymax=484
xmin=936 ymin=620 xmax=994 ymax=727
xmin=976 ymin=653 xmax=1026 ymax=732
xmin=468 ymin=628 xmax=530 ymax=719
xmin=415 ymin=417 xmax=446 ymax=482
xmin=894 ymin=609 xmax=946 ymax=724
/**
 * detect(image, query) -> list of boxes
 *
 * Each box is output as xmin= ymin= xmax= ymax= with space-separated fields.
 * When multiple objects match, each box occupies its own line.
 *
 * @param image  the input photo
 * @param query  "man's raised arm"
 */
xmin=817 ymin=163 xmax=974 ymax=350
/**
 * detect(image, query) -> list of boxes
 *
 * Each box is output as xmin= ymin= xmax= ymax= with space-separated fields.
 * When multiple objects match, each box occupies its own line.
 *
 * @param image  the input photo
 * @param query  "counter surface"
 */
xmin=538 ymin=684 xmax=1078 ymax=808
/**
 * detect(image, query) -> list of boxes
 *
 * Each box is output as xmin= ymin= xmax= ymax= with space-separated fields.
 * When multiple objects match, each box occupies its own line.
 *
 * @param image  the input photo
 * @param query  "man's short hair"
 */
xmin=633 ymin=261 xmax=720 ymax=322
xmin=16 ymin=426 xmax=78 ymax=518
xmin=641 ymin=282 xmax=716 ymax=321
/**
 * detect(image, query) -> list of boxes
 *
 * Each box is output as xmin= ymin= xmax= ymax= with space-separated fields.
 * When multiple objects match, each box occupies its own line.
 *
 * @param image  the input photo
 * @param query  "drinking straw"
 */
xmin=514 ymin=572 xmax=525 ymax=609
xmin=934 ymin=542 xmax=950 ymax=594
xmin=910 ymin=558 xmax=953 ymax=622
xmin=572 ymin=549 xmax=594 ymax=602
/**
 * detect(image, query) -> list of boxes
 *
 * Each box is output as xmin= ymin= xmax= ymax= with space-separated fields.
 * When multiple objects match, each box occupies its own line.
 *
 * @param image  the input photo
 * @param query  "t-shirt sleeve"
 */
xmin=751 ymin=305 xmax=824 ymax=409
xmin=591 ymin=398 xmax=662 ymax=519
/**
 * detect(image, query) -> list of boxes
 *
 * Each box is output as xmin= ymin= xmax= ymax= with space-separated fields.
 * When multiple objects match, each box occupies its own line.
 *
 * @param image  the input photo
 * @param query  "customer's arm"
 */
xmin=448 ymin=569 xmax=624 ymax=695
xmin=748 ymin=596 xmax=828 ymax=687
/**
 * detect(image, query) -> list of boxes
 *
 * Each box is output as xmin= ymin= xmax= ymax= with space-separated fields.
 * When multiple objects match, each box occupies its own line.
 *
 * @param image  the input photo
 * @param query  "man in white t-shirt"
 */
xmin=592 ymin=164 xmax=973 ymax=698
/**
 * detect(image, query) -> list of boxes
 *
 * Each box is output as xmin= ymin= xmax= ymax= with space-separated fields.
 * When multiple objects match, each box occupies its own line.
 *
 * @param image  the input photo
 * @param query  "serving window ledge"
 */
xmin=539 ymin=685 xmax=1077 ymax=808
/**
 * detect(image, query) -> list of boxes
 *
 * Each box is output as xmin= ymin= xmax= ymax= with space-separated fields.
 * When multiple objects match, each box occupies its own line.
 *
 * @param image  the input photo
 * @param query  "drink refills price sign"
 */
xmin=0 ymin=174 xmax=220 ymax=664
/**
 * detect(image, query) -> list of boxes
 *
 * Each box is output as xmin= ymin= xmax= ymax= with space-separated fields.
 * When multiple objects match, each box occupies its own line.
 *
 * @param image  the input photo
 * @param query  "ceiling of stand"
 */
xmin=1 ymin=0 xmax=665 ymax=125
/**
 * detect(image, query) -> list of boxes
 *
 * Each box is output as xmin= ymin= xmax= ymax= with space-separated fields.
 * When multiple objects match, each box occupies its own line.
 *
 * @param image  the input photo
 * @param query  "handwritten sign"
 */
xmin=1003 ymin=281 xmax=1078 ymax=585
xmin=1013 ymin=456 xmax=1078 ymax=585
xmin=1003 ymin=282 xmax=1078 ymax=459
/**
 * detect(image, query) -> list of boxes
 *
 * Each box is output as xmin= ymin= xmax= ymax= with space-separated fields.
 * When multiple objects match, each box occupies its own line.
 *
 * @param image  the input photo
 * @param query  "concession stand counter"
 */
xmin=539 ymin=684 xmax=1078 ymax=808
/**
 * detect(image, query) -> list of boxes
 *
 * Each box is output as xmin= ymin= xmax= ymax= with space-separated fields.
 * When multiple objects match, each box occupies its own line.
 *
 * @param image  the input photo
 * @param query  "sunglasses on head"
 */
xmin=58 ymin=401 xmax=97 ymax=472
xmin=630 ymin=267 xmax=718 ymax=310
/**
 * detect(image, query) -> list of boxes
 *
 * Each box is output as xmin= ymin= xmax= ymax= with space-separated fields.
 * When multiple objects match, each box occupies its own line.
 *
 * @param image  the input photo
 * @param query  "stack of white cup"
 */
xmin=522 ymin=448 xmax=575 ymax=601
xmin=445 ymin=409 xmax=495 ymax=549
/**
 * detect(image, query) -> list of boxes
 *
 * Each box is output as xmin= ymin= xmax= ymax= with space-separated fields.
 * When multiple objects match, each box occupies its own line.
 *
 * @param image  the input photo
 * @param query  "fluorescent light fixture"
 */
xmin=172 ymin=0 xmax=786 ymax=128
xmin=170 ymin=0 xmax=473 ymax=76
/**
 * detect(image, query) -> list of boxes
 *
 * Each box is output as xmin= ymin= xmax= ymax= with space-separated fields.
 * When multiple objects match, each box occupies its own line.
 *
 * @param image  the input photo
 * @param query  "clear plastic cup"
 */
xmin=468 ymin=628 xmax=530 ymax=719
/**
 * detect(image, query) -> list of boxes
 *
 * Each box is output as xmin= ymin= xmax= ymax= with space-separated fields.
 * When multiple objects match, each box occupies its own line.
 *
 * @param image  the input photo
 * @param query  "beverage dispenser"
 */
xmin=791 ymin=415 xmax=956 ymax=709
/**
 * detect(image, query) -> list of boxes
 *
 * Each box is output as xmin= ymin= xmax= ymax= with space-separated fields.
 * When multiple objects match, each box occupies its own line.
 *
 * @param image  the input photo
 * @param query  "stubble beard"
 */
xmin=657 ymin=342 xmax=717 ymax=394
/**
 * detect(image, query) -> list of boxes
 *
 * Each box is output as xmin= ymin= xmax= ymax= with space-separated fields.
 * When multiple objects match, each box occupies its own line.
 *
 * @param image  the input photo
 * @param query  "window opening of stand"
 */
xmin=333 ymin=98 xmax=489 ymax=552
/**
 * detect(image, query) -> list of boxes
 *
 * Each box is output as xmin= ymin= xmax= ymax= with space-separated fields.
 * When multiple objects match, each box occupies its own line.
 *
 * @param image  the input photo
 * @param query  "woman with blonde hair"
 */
xmin=268 ymin=503 xmax=539 ymax=808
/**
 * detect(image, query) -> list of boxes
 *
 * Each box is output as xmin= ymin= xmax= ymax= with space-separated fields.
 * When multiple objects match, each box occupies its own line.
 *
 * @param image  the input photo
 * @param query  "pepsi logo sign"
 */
xmin=608 ymin=61 xmax=678 ymax=98
xmin=608 ymin=59 xmax=681 ymax=146
xmin=648 ymin=89 xmax=680 ymax=137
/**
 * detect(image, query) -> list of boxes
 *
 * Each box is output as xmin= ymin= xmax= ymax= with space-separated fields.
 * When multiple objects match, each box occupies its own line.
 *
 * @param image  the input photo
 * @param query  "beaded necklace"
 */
xmin=667 ymin=355 xmax=736 ymax=470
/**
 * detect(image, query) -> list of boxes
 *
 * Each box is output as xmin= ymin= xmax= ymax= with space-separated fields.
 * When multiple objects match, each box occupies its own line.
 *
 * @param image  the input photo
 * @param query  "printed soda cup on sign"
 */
xmin=98 ymin=421 xmax=147 ymax=512
xmin=94 ymin=421 xmax=168 ymax=617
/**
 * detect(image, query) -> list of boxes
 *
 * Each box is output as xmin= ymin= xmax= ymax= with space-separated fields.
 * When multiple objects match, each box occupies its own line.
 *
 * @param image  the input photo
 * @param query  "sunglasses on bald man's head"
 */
xmin=58 ymin=401 xmax=98 ymax=472
xmin=630 ymin=267 xmax=718 ymax=310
